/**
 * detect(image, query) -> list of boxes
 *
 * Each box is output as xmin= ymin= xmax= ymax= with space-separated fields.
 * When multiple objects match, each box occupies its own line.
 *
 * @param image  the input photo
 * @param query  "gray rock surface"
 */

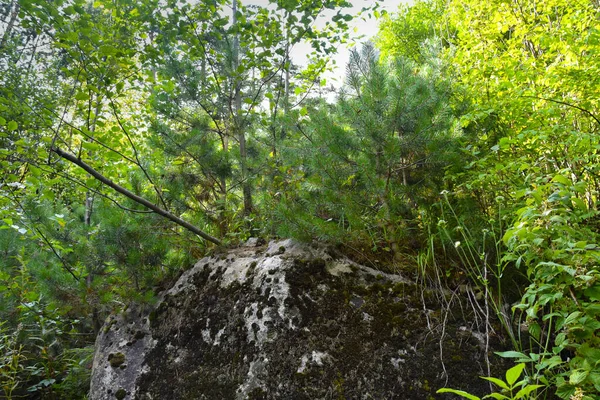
xmin=90 ymin=239 xmax=506 ymax=400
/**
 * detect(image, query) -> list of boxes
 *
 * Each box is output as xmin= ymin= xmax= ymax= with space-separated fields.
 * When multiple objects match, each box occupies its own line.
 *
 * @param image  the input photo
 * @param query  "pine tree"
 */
xmin=274 ymin=43 xmax=460 ymax=254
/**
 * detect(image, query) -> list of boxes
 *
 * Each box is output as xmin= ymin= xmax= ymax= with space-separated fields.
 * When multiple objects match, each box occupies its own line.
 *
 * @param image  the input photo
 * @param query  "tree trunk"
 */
xmin=87 ymin=99 xmax=102 ymax=333
xmin=84 ymin=98 xmax=101 ymax=225
xmin=283 ymin=23 xmax=290 ymax=116
xmin=0 ymin=1 xmax=20 ymax=50
xmin=219 ymin=134 xmax=228 ymax=236
xmin=232 ymin=0 xmax=252 ymax=216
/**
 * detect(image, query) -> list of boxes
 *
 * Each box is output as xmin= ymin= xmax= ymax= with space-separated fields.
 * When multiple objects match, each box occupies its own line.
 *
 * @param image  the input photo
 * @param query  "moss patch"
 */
xmin=115 ymin=388 xmax=126 ymax=399
xmin=108 ymin=352 xmax=125 ymax=368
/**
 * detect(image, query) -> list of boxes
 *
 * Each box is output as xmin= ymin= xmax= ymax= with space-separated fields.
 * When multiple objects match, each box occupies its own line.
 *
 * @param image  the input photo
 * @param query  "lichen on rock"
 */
xmin=90 ymin=239 xmax=508 ymax=400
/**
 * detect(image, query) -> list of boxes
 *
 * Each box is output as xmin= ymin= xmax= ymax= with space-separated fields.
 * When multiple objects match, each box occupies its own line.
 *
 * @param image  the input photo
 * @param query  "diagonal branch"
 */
xmin=51 ymin=147 xmax=222 ymax=245
xmin=522 ymin=95 xmax=600 ymax=127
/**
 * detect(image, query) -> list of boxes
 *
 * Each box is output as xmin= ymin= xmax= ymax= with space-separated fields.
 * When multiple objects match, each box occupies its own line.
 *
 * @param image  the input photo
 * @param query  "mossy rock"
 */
xmin=90 ymin=240 xmax=512 ymax=400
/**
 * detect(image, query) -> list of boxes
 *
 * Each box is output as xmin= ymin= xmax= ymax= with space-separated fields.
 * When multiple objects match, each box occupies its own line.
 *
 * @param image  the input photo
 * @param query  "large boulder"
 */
xmin=90 ymin=239 xmax=506 ymax=399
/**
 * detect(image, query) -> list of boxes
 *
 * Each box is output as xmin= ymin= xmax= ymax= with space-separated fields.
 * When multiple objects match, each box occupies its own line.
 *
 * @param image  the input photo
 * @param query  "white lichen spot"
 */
xmin=241 ymin=256 xmax=298 ymax=346
xmin=327 ymin=261 xmax=353 ymax=276
xmin=459 ymin=326 xmax=486 ymax=349
xmin=390 ymin=357 xmax=405 ymax=369
xmin=202 ymin=329 xmax=212 ymax=344
xmin=173 ymin=349 xmax=187 ymax=365
xmin=317 ymin=284 xmax=329 ymax=292
xmin=360 ymin=265 xmax=411 ymax=284
xmin=219 ymin=257 xmax=256 ymax=288
xmin=311 ymin=351 xmax=327 ymax=366
xmin=213 ymin=328 xmax=226 ymax=346
xmin=257 ymin=258 xmax=294 ymax=327
xmin=297 ymin=355 xmax=309 ymax=373
xmin=236 ymin=359 xmax=267 ymax=400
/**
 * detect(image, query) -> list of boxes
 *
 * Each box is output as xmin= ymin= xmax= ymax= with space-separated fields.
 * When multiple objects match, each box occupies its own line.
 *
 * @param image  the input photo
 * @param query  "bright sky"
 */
xmin=246 ymin=0 xmax=410 ymax=87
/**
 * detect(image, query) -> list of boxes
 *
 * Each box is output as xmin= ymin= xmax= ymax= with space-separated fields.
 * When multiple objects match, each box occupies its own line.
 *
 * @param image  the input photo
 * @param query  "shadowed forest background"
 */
xmin=1 ymin=0 xmax=600 ymax=398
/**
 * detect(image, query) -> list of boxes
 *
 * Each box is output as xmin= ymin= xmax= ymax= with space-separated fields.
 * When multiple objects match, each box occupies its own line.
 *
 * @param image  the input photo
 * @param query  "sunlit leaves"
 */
xmin=377 ymin=0 xmax=446 ymax=63
xmin=442 ymin=0 xmax=600 ymax=396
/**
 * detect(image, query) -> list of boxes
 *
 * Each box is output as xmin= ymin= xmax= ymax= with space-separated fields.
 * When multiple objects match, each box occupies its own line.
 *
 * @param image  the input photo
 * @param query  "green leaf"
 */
xmin=436 ymin=388 xmax=481 ymax=400
xmin=0 ymin=116 xmax=6 ymax=125
xmin=99 ymin=44 xmax=117 ymax=56
xmin=505 ymin=363 xmax=526 ymax=386
xmin=495 ymin=351 xmax=529 ymax=360
xmin=480 ymin=376 xmax=509 ymax=390
xmin=555 ymin=332 xmax=566 ymax=346
xmin=82 ymin=142 xmax=100 ymax=151
xmin=528 ymin=322 xmax=541 ymax=341
xmin=552 ymin=174 xmax=571 ymax=186
xmin=584 ymin=285 xmax=600 ymax=301
xmin=29 ymin=165 xmax=41 ymax=177
xmin=589 ymin=371 xmax=600 ymax=386
xmin=483 ymin=393 xmax=510 ymax=400
xmin=572 ymin=197 xmax=587 ymax=211
xmin=564 ymin=311 xmax=581 ymax=326
xmin=75 ymin=91 xmax=90 ymax=101
xmin=555 ymin=384 xmax=577 ymax=399
xmin=38 ymin=378 xmax=56 ymax=387
xmin=569 ymin=369 xmax=588 ymax=385
xmin=7 ymin=120 xmax=18 ymax=131
xmin=502 ymin=228 xmax=516 ymax=245
xmin=514 ymin=385 xmax=543 ymax=399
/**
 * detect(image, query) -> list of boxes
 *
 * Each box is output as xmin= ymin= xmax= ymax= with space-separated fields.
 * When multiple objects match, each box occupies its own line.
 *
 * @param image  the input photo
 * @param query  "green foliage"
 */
xmin=430 ymin=193 xmax=523 ymax=348
xmin=2 ymin=0 xmax=599 ymax=398
xmin=377 ymin=0 xmax=448 ymax=63
xmin=142 ymin=0 xmax=366 ymax=233
xmin=0 ymin=180 xmax=197 ymax=396
xmin=440 ymin=0 xmax=600 ymax=396
xmin=437 ymin=363 xmax=543 ymax=400
xmin=498 ymin=175 xmax=600 ymax=397
xmin=271 ymin=42 xmax=461 ymax=254
xmin=1 ymin=1 xmax=380 ymax=396
xmin=0 ymin=254 xmax=93 ymax=399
